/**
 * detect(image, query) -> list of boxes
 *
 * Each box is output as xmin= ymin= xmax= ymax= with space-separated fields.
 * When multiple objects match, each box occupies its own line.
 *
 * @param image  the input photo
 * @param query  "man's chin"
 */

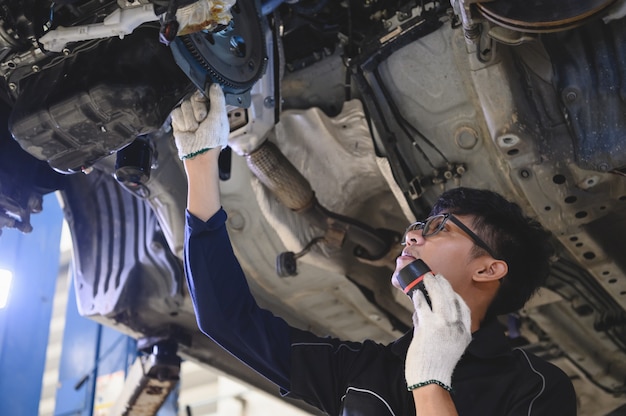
xmin=390 ymin=273 xmax=401 ymax=290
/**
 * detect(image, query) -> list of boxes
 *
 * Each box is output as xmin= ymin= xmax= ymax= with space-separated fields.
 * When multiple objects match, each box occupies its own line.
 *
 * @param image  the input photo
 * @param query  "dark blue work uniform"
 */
xmin=185 ymin=208 xmax=577 ymax=416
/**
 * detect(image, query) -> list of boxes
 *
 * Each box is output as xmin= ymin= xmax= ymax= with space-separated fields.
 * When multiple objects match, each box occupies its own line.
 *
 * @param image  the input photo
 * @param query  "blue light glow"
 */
xmin=0 ymin=269 xmax=13 ymax=309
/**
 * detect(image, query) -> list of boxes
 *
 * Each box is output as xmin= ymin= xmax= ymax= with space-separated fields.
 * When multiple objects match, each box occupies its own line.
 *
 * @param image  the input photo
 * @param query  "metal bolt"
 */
xmin=563 ymin=88 xmax=579 ymax=103
xmin=397 ymin=11 xmax=410 ymax=21
xmin=566 ymin=91 xmax=577 ymax=102
xmin=498 ymin=134 xmax=520 ymax=148
xmin=8 ymin=83 xmax=16 ymax=91
xmin=464 ymin=24 xmax=480 ymax=41
xmin=520 ymin=169 xmax=530 ymax=179
xmin=264 ymin=96 xmax=275 ymax=108
xmin=32 ymin=65 xmax=40 ymax=72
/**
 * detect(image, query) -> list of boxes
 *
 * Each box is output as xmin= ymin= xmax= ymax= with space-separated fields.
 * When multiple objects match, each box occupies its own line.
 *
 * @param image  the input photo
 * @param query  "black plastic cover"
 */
xmin=8 ymin=27 xmax=193 ymax=173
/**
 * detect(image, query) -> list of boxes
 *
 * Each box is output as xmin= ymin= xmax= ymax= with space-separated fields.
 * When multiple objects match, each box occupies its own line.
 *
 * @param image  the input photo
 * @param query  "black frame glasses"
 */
xmin=402 ymin=213 xmax=498 ymax=259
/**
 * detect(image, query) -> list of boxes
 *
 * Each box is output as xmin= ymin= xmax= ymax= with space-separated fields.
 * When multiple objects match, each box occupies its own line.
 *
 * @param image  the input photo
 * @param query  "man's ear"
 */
xmin=473 ymin=258 xmax=508 ymax=283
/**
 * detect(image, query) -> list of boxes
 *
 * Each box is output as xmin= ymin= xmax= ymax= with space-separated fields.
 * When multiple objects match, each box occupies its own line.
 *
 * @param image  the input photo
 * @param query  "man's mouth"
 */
xmin=400 ymin=250 xmax=416 ymax=259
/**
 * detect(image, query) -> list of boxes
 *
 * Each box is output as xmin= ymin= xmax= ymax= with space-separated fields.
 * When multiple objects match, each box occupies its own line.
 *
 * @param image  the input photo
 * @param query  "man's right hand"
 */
xmin=405 ymin=274 xmax=471 ymax=391
xmin=171 ymin=83 xmax=229 ymax=160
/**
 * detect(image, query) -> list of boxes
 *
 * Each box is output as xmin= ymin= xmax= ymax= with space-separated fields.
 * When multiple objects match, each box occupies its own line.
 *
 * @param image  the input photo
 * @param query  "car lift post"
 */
xmin=54 ymin=267 xmax=180 ymax=416
xmin=0 ymin=193 xmax=63 ymax=415
xmin=0 ymin=191 xmax=180 ymax=415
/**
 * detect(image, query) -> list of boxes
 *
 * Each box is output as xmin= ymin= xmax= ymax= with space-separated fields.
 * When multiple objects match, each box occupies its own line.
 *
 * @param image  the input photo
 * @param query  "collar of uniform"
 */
xmin=465 ymin=318 xmax=512 ymax=358
xmin=390 ymin=318 xmax=511 ymax=359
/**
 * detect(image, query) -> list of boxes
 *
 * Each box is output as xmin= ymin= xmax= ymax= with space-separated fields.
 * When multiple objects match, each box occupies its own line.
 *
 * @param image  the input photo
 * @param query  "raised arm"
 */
xmin=172 ymin=85 xmax=293 ymax=390
xmin=183 ymin=148 xmax=221 ymax=221
xmin=170 ymin=84 xmax=227 ymax=220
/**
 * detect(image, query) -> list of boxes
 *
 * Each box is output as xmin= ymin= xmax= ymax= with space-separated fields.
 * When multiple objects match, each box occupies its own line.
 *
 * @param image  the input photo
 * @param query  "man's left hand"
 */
xmin=171 ymin=84 xmax=229 ymax=160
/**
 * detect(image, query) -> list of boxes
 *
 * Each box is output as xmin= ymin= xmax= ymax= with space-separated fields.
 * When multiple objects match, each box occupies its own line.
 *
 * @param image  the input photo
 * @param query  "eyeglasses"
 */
xmin=402 ymin=213 xmax=498 ymax=259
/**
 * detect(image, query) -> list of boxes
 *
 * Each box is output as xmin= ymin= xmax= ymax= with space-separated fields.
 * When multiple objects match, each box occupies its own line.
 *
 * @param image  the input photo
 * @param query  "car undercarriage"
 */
xmin=0 ymin=0 xmax=625 ymax=414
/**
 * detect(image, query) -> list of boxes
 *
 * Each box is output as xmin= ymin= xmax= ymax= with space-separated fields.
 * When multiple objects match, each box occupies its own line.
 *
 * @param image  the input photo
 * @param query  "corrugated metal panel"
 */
xmin=39 ymin=220 xmax=312 ymax=416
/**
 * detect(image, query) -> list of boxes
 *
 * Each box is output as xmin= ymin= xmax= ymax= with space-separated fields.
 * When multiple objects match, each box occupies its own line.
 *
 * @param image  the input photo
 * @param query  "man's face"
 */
xmin=392 ymin=213 xmax=486 ymax=295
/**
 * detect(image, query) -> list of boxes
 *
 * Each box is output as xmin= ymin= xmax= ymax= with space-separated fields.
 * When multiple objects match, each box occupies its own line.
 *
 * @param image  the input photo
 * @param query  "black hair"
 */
xmin=429 ymin=187 xmax=553 ymax=318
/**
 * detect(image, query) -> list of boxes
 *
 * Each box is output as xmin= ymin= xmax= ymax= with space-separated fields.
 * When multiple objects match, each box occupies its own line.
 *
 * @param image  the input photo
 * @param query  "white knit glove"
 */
xmin=171 ymin=83 xmax=229 ymax=160
xmin=405 ymin=273 xmax=472 ymax=391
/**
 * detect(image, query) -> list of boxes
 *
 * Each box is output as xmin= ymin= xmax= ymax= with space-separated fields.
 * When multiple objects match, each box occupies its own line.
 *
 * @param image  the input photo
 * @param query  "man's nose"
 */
xmin=404 ymin=229 xmax=425 ymax=246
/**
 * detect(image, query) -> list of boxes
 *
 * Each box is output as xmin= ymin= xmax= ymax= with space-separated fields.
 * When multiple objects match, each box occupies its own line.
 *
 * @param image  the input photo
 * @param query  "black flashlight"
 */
xmin=397 ymin=259 xmax=432 ymax=308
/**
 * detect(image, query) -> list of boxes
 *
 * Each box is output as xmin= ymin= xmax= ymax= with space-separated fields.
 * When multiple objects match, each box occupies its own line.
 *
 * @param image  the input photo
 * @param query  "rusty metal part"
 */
xmin=109 ymin=340 xmax=181 ymax=415
xmin=176 ymin=0 xmax=236 ymax=35
xmin=246 ymin=140 xmax=315 ymax=212
xmin=245 ymin=140 xmax=396 ymax=260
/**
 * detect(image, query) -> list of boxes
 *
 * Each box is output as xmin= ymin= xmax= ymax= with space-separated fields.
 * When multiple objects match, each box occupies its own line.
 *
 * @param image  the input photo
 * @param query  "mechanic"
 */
xmin=171 ymin=84 xmax=577 ymax=415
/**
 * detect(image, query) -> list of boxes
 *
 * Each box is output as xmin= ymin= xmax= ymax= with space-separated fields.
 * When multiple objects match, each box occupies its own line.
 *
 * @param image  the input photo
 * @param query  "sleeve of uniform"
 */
xmin=510 ymin=349 xmax=578 ymax=415
xmin=184 ymin=208 xmax=292 ymax=391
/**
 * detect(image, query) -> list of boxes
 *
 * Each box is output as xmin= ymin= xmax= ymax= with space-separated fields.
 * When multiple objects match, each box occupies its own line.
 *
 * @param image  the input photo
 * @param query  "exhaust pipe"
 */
xmin=245 ymin=140 xmax=397 ymax=276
